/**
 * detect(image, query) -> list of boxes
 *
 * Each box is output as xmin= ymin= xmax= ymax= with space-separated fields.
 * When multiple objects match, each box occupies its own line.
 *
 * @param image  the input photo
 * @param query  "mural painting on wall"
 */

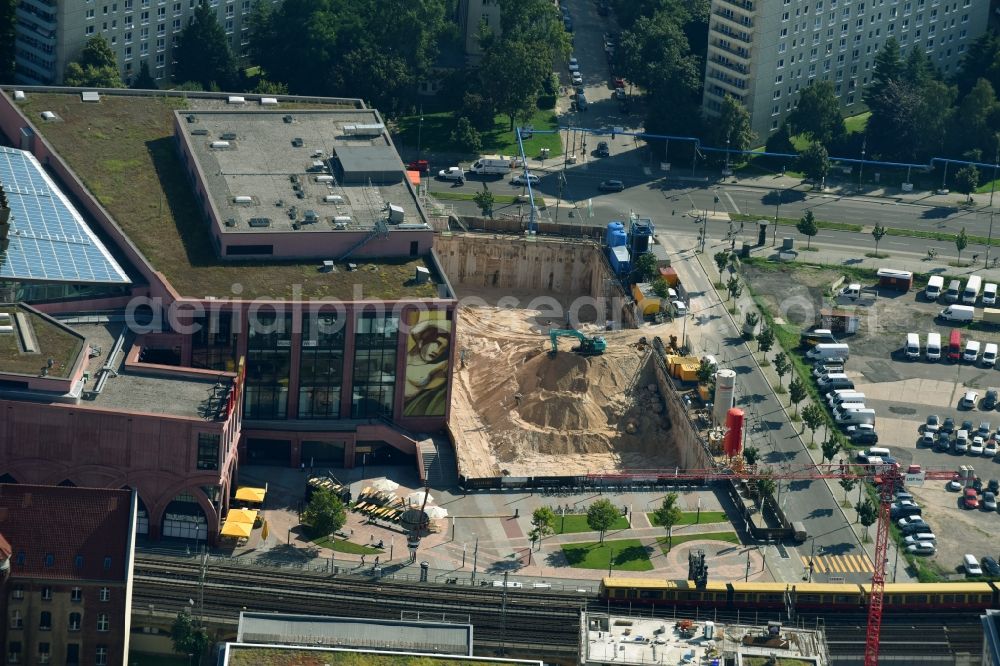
xmin=403 ymin=310 xmax=450 ymax=416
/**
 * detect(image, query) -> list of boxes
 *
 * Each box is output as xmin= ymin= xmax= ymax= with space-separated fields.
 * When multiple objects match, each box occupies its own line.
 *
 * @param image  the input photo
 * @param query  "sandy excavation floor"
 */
xmin=450 ymin=305 xmax=683 ymax=478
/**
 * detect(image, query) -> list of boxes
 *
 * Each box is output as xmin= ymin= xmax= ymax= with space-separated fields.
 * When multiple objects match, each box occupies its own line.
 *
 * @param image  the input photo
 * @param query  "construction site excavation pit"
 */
xmin=438 ymin=233 xmax=683 ymax=478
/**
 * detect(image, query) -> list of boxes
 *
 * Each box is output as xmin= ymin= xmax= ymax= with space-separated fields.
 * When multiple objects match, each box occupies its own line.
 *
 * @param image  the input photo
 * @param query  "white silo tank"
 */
xmin=713 ymin=369 xmax=737 ymax=425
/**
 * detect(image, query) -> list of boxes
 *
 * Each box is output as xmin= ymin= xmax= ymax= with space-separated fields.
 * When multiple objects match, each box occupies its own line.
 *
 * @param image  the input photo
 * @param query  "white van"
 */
xmin=965 ymin=554 xmax=983 ymax=576
xmin=861 ymin=446 xmax=891 ymax=459
xmin=806 ymin=343 xmax=851 ymax=362
xmin=836 ymin=408 xmax=876 ymax=426
xmin=840 ymin=283 xmax=862 ymax=299
xmin=964 ymin=340 xmax=981 ymax=363
xmin=984 ymin=343 xmax=999 ymax=367
xmin=963 ymin=275 xmax=983 ymax=304
xmin=955 ymin=430 xmax=970 ymax=453
xmin=833 ymin=402 xmax=867 ymax=418
xmin=925 ymin=275 xmax=945 ymax=301
xmin=829 ymin=391 xmax=866 ymax=407
xmin=944 ymin=279 xmax=962 ymax=303
xmin=926 ymin=332 xmax=942 ymax=361
xmin=905 ymin=333 xmax=920 ymax=359
xmin=985 ymin=282 xmax=999 ymax=306
xmin=940 ymin=304 xmax=976 ymax=322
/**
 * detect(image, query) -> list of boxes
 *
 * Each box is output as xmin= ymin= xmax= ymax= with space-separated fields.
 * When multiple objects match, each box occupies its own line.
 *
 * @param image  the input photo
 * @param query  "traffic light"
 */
xmin=611 ymin=129 xmax=616 ymax=139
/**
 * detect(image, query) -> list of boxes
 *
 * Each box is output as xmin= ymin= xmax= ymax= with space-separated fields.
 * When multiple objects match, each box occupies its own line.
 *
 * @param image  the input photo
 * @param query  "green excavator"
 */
xmin=549 ymin=329 xmax=607 ymax=356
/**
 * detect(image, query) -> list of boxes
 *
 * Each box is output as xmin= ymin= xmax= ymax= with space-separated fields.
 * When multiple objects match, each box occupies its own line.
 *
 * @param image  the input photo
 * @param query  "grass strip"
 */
xmin=656 ymin=531 xmax=740 ymax=554
xmin=647 ymin=510 xmax=728 ymax=526
xmin=313 ymin=537 xmax=382 ymax=555
xmin=429 ymin=191 xmax=520 ymax=204
xmin=552 ymin=514 xmax=630 ymax=535
xmin=561 ymin=539 xmax=653 ymax=571
xmin=730 ymin=213 xmax=862 ymax=233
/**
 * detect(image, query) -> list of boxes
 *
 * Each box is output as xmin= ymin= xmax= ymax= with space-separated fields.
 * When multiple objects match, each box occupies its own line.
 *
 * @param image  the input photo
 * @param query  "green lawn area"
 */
xmin=313 ymin=536 xmax=381 ymax=555
xmin=429 ymin=191 xmax=520 ymax=204
xmin=657 ymin=531 xmax=741 ymax=554
xmin=552 ymin=513 xmax=630 ymax=535
xmin=395 ymin=108 xmax=563 ymax=158
xmin=561 ymin=539 xmax=654 ymax=571
xmin=976 ymin=176 xmax=1000 ymax=194
xmin=647 ymin=510 xmax=728 ymax=526
xmin=228 ymin=647 xmax=503 ymax=666
xmin=844 ymin=111 xmax=870 ymax=134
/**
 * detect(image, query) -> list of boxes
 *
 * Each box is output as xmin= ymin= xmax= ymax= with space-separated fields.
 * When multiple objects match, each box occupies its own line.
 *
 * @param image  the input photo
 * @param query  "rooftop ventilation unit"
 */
xmin=283 ymin=115 xmax=294 ymax=123
xmin=387 ymin=204 xmax=404 ymax=224
xmin=233 ymin=196 xmax=253 ymax=205
xmin=414 ymin=267 xmax=431 ymax=284
xmin=260 ymin=97 xmax=278 ymax=106
xmin=211 ymin=140 xmax=230 ymax=149
xmin=13 ymin=91 xmax=24 ymax=100
xmin=324 ymin=195 xmax=344 ymax=204
xmin=191 ymin=129 xmax=208 ymax=136
xmin=248 ymin=217 xmax=271 ymax=228
xmin=81 ymin=91 xmax=100 ymax=102
xmin=343 ymin=124 xmax=385 ymax=137
xmin=221 ymin=132 xmax=237 ymax=140
xmin=40 ymin=111 xmax=56 ymax=121
xmin=227 ymin=95 xmax=246 ymax=104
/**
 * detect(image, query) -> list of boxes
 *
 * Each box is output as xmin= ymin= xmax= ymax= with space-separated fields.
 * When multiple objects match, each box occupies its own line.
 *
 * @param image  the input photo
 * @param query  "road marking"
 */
xmin=724 ymin=191 xmax=740 ymax=215
xmin=802 ymin=554 xmax=873 ymax=573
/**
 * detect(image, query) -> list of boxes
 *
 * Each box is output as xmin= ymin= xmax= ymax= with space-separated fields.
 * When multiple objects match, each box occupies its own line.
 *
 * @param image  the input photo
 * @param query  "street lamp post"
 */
xmin=416 ymin=107 xmax=424 ymax=156
xmin=725 ymin=136 xmax=731 ymax=173
xmin=772 ymin=190 xmax=781 ymax=247
xmin=472 ymin=534 xmax=479 ymax=583
xmin=858 ymin=139 xmax=866 ymax=193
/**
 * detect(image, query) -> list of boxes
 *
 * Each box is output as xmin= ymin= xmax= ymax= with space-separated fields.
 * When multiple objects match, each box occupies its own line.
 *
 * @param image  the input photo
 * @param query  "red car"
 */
xmin=406 ymin=159 xmax=429 ymax=174
xmin=964 ymin=488 xmax=980 ymax=509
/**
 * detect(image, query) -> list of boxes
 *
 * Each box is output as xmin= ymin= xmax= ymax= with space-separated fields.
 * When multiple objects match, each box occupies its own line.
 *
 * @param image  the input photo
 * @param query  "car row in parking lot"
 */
xmin=921 ymin=413 xmax=1000 ymax=458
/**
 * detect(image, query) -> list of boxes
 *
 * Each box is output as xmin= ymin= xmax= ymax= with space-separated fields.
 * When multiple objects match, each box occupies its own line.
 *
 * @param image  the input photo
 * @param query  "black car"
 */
xmin=598 ymin=179 xmax=625 ymax=192
xmin=985 ymin=389 xmax=999 ymax=410
xmin=942 ymin=417 xmax=956 ymax=433
xmin=989 ymin=478 xmax=999 ymax=494
xmin=936 ymin=432 xmax=952 ymax=451
xmin=595 ymin=141 xmax=610 ymax=157
xmin=851 ymin=429 xmax=879 ymax=445
xmin=983 ymin=557 xmax=1000 ymax=577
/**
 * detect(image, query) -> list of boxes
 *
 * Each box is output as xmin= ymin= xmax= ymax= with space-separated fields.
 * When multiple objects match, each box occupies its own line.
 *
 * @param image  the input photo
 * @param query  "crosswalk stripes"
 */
xmin=801 ymin=554 xmax=873 ymax=574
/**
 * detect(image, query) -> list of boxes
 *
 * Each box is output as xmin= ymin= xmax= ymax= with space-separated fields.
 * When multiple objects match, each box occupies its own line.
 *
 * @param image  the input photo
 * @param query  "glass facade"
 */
xmin=298 ymin=313 xmax=346 ymax=419
xmin=191 ymin=310 xmax=238 ymax=371
xmin=244 ymin=312 xmax=292 ymax=420
xmin=351 ymin=313 xmax=399 ymax=419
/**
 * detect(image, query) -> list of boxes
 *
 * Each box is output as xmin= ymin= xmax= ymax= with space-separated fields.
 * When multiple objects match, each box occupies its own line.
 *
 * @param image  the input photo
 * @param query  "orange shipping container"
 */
xmin=659 ymin=266 xmax=679 ymax=286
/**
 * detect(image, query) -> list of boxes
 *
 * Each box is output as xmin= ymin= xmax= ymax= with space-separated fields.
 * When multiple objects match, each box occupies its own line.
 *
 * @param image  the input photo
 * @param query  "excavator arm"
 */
xmin=549 ymin=329 xmax=606 ymax=356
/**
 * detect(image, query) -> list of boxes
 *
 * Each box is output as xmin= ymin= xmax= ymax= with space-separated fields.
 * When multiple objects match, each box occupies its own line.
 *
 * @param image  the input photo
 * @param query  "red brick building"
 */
xmin=0 ymin=484 xmax=136 ymax=666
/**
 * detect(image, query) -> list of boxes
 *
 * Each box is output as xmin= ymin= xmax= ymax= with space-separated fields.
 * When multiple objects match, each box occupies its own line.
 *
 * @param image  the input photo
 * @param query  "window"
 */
xmin=71 ymin=588 xmax=82 ymax=603
xmin=9 ymin=610 xmax=21 ymax=629
xmin=7 ymin=642 xmax=20 ymax=664
xmin=37 ymin=644 xmax=49 ymax=665
xmin=103 ymin=556 xmax=112 ymax=570
xmin=95 ymin=646 xmax=108 ymax=666
xmin=86 ymin=8 xmax=96 ymax=18
xmin=196 ymin=433 xmax=220 ymax=470
xmin=68 ymin=613 xmax=81 ymax=631
xmin=74 ymin=555 xmax=83 ymax=569
xmin=244 ymin=312 xmax=293 ymax=420
xmin=97 ymin=614 xmax=109 ymax=632
xmin=40 ymin=588 xmax=51 ymax=601
xmin=86 ymin=25 xmax=96 ymax=34
xmin=351 ymin=314 xmax=399 ymax=419
xmin=298 ymin=313 xmax=346 ymax=419
xmin=38 ymin=612 xmax=50 ymax=631
xmin=100 ymin=587 xmax=110 ymax=602
xmin=11 ymin=586 xmax=23 ymax=600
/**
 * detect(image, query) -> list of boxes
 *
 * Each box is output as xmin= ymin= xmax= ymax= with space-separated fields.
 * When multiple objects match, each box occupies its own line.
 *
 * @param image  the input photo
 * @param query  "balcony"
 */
xmin=15 ymin=5 xmax=56 ymax=29
xmin=707 ymin=67 xmax=749 ymax=92
xmin=711 ymin=22 xmax=754 ymax=44
xmin=710 ymin=54 xmax=750 ymax=75
xmin=709 ymin=40 xmax=751 ymax=62
xmin=712 ymin=9 xmax=755 ymax=31
xmin=716 ymin=0 xmax=755 ymax=14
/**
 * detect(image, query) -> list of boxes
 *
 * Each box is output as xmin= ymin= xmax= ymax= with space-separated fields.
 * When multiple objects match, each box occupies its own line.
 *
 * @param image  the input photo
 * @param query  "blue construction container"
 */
xmin=606 ymin=221 xmax=627 ymax=248
xmin=629 ymin=218 xmax=653 ymax=256
xmin=608 ymin=245 xmax=631 ymax=275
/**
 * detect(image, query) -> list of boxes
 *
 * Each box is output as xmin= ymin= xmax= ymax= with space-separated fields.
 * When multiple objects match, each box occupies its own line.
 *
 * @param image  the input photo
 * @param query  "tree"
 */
xmin=653 ymin=493 xmax=683 ymax=551
xmin=755 ymin=475 xmax=776 ymax=504
xmin=866 ymin=37 xmax=903 ymax=103
xmin=954 ymin=32 xmax=1000 ymax=96
xmin=171 ymin=608 xmax=209 ymax=662
xmin=710 ymin=94 xmax=755 ymax=164
xmin=63 ymin=36 xmax=122 ymax=88
xmin=773 ymin=352 xmax=790 ymax=387
xmin=652 ymin=277 xmax=671 ymax=298
xmin=632 ymin=251 xmax=658 ymax=282
xmin=856 ymin=497 xmax=878 ymax=540
xmin=743 ymin=311 xmax=759 ymax=340
xmin=865 ymin=79 xmax=922 ymax=161
xmin=0 ymin=0 xmax=17 ymax=83
xmin=301 ymin=488 xmax=346 ymax=539
xmin=130 ymin=61 xmax=157 ymax=90
xmin=796 ymin=210 xmax=819 ymax=249
xmin=174 ymin=0 xmax=237 ymax=90
xmin=726 ymin=275 xmax=742 ymax=301
xmin=950 ymin=79 xmax=1000 ymax=157
xmin=839 ymin=476 xmax=858 ymax=504
xmin=757 ymin=326 xmax=774 ymax=355
xmin=871 ymin=223 xmax=887 ymax=256
xmin=586 ymin=498 xmax=621 ymax=544
xmin=529 ymin=506 xmax=556 ymax=549
xmin=802 ymin=403 xmax=824 ymax=443
xmin=450 ymin=116 xmax=482 ymax=154
xmin=713 ymin=251 xmax=730 ymax=283
xmin=797 ymin=142 xmax=830 ymax=186
xmin=788 ymin=377 xmax=806 ymax=416
xmin=956 ymin=227 xmax=969 ymax=265
xmin=821 ymin=438 xmax=841 ymax=464
xmin=473 ymin=187 xmax=495 ymax=218
xmin=955 ymin=165 xmax=980 ymax=203
xmin=479 ymin=38 xmax=551 ymax=130
xmin=696 ymin=358 xmax=717 ymax=387
xmin=252 ymin=78 xmax=289 ymax=95
xmin=787 ymin=82 xmax=845 ymax=147
xmin=743 ymin=445 xmax=760 ymax=466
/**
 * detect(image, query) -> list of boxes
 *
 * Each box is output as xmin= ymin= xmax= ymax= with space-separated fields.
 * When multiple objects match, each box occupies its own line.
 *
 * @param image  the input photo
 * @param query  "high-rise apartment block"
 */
xmin=702 ymin=0 xmax=990 ymax=141
xmin=15 ymin=0 xmax=280 ymax=86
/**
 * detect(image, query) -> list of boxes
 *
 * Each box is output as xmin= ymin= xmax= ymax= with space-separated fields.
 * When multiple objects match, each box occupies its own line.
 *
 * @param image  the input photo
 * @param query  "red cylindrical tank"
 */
xmin=724 ymin=408 xmax=745 ymax=457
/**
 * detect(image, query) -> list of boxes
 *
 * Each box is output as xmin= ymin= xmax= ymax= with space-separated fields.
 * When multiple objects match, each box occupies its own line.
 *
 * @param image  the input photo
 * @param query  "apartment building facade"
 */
xmin=702 ymin=0 xmax=990 ymax=140
xmin=15 ymin=0 xmax=280 ymax=86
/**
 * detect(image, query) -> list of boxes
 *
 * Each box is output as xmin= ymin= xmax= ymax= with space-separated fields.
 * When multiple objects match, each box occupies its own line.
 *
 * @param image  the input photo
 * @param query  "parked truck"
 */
xmin=985 ymin=308 xmax=1000 ymax=325
xmin=470 ymin=155 xmax=522 ymax=175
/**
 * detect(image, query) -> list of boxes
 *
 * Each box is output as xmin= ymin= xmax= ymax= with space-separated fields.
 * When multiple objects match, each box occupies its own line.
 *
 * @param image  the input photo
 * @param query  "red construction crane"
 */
xmin=586 ymin=462 xmax=957 ymax=666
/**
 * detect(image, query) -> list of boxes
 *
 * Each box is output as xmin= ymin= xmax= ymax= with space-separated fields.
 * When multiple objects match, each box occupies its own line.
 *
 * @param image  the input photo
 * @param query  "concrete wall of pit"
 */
xmin=434 ymin=233 xmax=634 ymax=325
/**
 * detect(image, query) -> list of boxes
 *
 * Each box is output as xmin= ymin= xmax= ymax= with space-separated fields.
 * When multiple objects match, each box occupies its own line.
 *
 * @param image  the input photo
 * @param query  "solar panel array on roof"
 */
xmin=0 ymin=147 xmax=130 ymax=284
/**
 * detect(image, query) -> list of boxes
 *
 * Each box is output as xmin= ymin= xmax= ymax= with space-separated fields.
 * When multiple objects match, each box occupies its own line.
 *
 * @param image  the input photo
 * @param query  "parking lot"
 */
xmin=746 ymin=262 xmax=1000 ymax=577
